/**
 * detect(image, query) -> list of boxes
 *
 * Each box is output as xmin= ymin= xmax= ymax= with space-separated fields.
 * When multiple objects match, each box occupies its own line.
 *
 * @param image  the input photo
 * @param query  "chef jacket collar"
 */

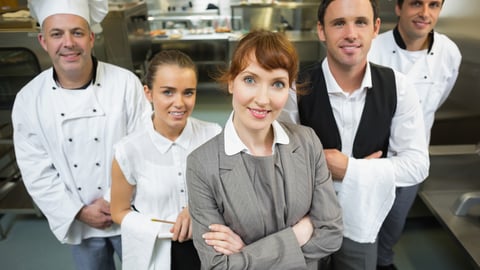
xmin=393 ymin=25 xmax=434 ymax=53
xmin=52 ymin=56 xmax=98 ymax=90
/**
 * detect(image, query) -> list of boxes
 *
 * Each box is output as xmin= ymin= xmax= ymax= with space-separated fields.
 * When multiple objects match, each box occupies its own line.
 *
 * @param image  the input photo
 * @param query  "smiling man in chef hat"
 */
xmin=12 ymin=1 xmax=150 ymax=269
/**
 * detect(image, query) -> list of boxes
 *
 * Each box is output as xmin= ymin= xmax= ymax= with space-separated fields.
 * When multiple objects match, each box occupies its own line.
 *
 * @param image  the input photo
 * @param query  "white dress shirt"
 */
xmin=282 ymin=59 xmax=429 ymax=243
xmin=115 ymin=117 xmax=221 ymax=269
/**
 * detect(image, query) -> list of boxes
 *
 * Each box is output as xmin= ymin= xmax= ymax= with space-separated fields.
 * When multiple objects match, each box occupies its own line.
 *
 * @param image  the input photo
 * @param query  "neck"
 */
xmin=328 ymin=59 xmax=366 ymax=94
xmin=398 ymin=26 xmax=430 ymax=51
xmin=152 ymin=116 xmax=183 ymax=142
xmin=236 ymin=124 xmax=274 ymax=156
xmin=55 ymin=59 xmax=94 ymax=89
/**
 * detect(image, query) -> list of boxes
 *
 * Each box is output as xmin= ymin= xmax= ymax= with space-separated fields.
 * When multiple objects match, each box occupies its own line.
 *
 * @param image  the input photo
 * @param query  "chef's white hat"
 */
xmin=28 ymin=0 xmax=108 ymax=26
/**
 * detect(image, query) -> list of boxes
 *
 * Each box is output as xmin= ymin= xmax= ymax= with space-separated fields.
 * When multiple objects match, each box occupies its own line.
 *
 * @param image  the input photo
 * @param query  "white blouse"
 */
xmin=115 ymin=117 xmax=221 ymax=269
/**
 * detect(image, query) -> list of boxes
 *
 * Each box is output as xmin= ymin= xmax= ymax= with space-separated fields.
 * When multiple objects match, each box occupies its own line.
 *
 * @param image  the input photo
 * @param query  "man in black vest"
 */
xmin=281 ymin=0 xmax=429 ymax=269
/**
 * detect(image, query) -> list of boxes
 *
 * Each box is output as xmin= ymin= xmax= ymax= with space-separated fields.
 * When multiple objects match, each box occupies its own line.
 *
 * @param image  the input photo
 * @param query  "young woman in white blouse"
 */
xmin=110 ymin=50 xmax=221 ymax=269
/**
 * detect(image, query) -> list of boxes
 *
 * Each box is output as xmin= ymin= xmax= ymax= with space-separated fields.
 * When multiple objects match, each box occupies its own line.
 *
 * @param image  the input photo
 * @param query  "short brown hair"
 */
xmin=216 ymin=29 xmax=299 ymax=88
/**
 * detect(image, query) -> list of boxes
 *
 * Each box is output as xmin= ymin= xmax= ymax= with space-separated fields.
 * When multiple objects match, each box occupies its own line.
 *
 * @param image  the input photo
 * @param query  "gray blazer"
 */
xmin=187 ymin=122 xmax=343 ymax=270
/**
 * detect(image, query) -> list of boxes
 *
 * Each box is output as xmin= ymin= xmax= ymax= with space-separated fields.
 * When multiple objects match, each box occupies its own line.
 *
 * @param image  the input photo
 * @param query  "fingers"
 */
xmin=202 ymin=224 xmax=245 ymax=255
xmin=172 ymin=210 xmax=192 ymax=242
xmin=365 ymin=150 xmax=382 ymax=159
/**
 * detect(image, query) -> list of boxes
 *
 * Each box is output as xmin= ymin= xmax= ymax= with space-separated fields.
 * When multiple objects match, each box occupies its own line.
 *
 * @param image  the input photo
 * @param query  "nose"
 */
xmin=418 ymin=4 xmax=429 ymax=17
xmin=63 ymin=33 xmax=74 ymax=48
xmin=173 ymin=93 xmax=185 ymax=108
xmin=345 ymin=23 xmax=357 ymax=41
xmin=255 ymin=84 xmax=269 ymax=106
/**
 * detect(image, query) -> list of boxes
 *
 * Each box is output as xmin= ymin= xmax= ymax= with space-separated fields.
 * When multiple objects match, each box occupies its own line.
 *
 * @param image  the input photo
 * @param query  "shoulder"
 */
xmin=371 ymin=30 xmax=394 ymax=48
xmin=14 ymin=69 xmax=52 ymax=107
xmin=115 ymin=127 xmax=148 ymax=148
xmin=97 ymin=61 xmax=141 ymax=82
xmin=190 ymin=118 xmax=222 ymax=133
xmin=189 ymin=118 xmax=222 ymax=139
xmin=433 ymin=32 xmax=462 ymax=59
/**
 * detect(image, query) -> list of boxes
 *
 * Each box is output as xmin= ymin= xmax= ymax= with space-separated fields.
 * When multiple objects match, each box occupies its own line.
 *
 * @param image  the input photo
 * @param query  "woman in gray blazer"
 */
xmin=186 ymin=30 xmax=343 ymax=270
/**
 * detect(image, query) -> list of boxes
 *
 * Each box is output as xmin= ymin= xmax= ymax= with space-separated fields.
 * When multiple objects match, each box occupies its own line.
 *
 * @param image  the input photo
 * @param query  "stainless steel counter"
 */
xmin=419 ymin=153 xmax=480 ymax=269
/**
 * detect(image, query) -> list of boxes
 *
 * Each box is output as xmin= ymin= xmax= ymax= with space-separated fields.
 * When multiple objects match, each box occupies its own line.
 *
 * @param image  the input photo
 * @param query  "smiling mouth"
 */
xmin=169 ymin=111 xmax=185 ymax=116
xmin=249 ymin=108 xmax=271 ymax=118
xmin=413 ymin=20 xmax=430 ymax=27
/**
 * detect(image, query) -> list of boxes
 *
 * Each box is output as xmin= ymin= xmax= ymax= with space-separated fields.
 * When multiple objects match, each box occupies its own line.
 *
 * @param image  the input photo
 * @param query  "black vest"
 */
xmin=298 ymin=62 xmax=397 ymax=158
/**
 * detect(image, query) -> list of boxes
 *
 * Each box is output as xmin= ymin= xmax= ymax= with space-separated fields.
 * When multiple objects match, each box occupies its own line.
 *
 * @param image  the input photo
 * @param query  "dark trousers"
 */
xmin=331 ymin=237 xmax=378 ymax=270
xmin=171 ymin=240 xmax=201 ymax=270
xmin=377 ymin=184 xmax=420 ymax=266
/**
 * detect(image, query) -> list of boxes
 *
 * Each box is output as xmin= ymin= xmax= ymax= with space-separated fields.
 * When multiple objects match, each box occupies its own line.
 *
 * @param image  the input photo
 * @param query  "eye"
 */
xmin=243 ymin=76 xmax=255 ymax=85
xmin=355 ymin=19 xmax=368 ymax=27
xmin=50 ymin=31 xmax=62 ymax=38
xmin=333 ymin=20 xmax=345 ymax=27
xmin=411 ymin=1 xmax=421 ymax=7
xmin=184 ymin=89 xmax=195 ymax=96
xmin=162 ymin=89 xmax=173 ymax=96
xmin=430 ymin=2 xmax=441 ymax=8
xmin=272 ymin=81 xmax=286 ymax=89
xmin=73 ymin=30 xmax=84 ymax=37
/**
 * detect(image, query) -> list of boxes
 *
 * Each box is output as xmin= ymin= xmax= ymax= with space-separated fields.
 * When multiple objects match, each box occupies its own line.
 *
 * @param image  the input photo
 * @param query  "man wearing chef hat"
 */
xmin=11 ymin=0 xmax=149 ymax=269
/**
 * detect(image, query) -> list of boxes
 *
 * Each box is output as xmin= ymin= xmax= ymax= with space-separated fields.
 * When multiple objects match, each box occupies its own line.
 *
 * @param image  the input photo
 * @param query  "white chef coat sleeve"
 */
xmin=12 ymin=95 xmax=84 ymax=243
xmin=437 ymin=42 xmax=462 ymax=108
xmin=124 ymin=74 xmax=152 ymax=133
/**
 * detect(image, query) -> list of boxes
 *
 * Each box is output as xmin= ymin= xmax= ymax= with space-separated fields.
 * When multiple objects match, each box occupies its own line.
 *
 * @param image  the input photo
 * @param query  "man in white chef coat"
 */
xmin=11 ymin=0 xmax=149 ymax=269
xmin=368 ymin=1 xmax=461 ymax=269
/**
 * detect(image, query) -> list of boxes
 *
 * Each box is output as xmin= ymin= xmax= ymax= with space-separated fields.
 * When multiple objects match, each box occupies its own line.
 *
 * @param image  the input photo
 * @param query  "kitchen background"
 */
xmin=1 ymin=0 xmax=479 ymax=269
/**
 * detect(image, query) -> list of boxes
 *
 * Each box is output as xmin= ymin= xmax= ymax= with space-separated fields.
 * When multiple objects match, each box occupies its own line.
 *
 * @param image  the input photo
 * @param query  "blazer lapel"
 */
xmin=278 ymin=131 xmax=313 ymax=226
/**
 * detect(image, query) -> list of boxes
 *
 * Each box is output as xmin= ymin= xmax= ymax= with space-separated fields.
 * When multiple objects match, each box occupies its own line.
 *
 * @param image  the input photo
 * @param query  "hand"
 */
xmin=170 ymin=207 xmax=192 ymax=242
xmin=364 ymin=150 xmax=382 ymax=159
xmin=324 ymin=149 xmax=382 ymax=180
xmin=324 ymin=149 xmax=348 ymax=180
xmin=292 ymin=215 xmax=313 ymax=247
xmin=202 ymin=224 xmax=245 ymax=255
xmin=76 ymin=198 xmax=113 ymax=229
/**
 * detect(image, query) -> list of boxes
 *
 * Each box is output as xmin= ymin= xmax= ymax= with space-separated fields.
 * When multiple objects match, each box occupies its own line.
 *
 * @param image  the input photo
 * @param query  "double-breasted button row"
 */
xmin=59 ymin=109 xmax=98 ymax=117
xmin=77 ymin=186 xmax=103 ymax=191
xmin=67 ymin=137 xmax=100 ymax=142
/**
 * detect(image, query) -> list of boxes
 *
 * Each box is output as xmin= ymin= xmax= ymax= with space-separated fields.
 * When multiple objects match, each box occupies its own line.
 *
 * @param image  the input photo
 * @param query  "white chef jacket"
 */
xmin=369 ymin=29 xmax=462 ymax=143
xmin=282 ymin=59 xmax=429 ymax=243
xmin=12 ymin=61 xmax=150 ymax=244
xmin=115 ymin=116 xmax=221 ymax=270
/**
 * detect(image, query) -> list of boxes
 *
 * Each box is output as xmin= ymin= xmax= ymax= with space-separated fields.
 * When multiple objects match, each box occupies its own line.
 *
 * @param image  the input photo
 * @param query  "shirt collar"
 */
xmin=147 ymin=114 xmax=193 ymax=154
xmin=321 ymin=58 xmax=372 ymax=94
xmin=224 ymin=111 xmax=289 ymax=156
xmin=393 ymin=25 xmax=434 ymax=53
